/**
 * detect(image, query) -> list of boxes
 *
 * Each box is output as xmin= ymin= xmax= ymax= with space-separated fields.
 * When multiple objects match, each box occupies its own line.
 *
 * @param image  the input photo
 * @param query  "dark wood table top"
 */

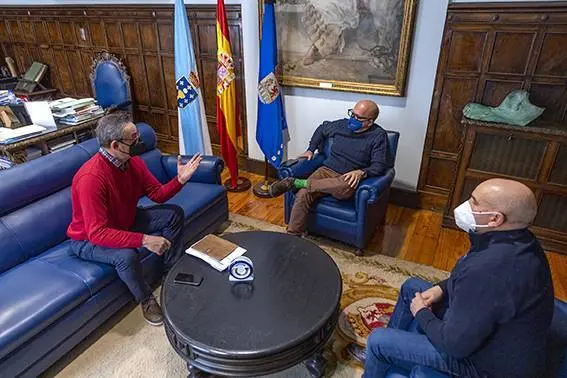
xmin=162 ymin=231 xmax=342 ymax=360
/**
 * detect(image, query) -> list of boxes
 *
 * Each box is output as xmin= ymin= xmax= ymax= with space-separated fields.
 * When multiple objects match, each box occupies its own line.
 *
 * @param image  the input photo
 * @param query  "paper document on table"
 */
xmin=185 ymin=234 xmax=247 ymax=272
xmin=0 ymin=125 xmax=46 ymax=143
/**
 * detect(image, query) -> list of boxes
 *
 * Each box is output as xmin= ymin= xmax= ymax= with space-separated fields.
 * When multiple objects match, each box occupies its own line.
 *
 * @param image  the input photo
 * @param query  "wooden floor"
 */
xmin=223 ymin=171 xmax=567 ymax=301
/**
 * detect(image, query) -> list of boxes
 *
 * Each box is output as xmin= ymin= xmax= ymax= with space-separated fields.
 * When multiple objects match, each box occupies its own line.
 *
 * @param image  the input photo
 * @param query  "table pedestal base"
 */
xmin=304 ymin=351 xmax=327 ymax=378
xmin=187 ymin=362 xmax=211 ymax=378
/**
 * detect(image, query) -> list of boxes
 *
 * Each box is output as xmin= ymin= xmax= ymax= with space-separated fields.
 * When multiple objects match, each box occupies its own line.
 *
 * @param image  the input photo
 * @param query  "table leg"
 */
xmin=305 ymin=351 xmax=327 ymax=378
xmin=187 ymin=362 xmax=210 ymax=378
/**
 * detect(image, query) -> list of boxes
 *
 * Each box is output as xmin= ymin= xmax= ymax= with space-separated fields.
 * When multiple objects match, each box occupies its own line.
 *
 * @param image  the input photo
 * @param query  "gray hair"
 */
xmin=95 ymin=111 xmax=133 ymax=148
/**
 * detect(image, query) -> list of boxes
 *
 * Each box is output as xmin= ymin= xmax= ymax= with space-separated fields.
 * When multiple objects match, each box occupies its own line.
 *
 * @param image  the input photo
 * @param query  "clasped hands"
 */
xmin=298 ymin=150 xmax=364 ymax=189
xmin=410 ymin=285 xmax=443 ymax=316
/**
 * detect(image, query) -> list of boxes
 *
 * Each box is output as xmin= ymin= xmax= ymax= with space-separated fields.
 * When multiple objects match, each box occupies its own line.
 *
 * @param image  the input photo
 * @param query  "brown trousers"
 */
xmin=287 ymin=166 xmax=355 ymax=235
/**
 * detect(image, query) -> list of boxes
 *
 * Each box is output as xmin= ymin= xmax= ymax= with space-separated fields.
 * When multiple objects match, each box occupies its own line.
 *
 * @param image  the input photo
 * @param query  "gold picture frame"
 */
xmin=259 ymin=0 xmax=418 ymax=96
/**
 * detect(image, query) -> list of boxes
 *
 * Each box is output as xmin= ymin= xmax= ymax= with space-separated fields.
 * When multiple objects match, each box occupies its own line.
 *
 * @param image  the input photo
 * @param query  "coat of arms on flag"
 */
xmin=217 ymin=51 xmax=235 ymax=96
xmin=176 ymin=73 xmax=199 ymax=109
xmin=258 ymin=72 xmax=281 ymax=105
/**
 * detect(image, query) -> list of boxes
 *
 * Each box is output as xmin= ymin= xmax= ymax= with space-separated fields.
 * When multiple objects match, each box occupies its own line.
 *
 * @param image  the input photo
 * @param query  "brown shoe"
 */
xmin=269 ymin=177 xmax=295 ymax=197
xmin=141 ymin=295 xmax=163 ymax=326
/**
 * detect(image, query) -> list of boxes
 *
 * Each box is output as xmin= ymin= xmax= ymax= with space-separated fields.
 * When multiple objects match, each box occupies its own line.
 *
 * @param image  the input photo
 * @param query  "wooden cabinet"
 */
xmin=444 ymin=119 xmax=567 ymax=254
xmin=418 ymin=2 xmax=567 ymax=211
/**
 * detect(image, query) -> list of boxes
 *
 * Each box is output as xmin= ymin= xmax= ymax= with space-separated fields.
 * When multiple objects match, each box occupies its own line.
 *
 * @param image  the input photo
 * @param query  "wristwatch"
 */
xmin=361 ymin=169 xmax=367 ymax=178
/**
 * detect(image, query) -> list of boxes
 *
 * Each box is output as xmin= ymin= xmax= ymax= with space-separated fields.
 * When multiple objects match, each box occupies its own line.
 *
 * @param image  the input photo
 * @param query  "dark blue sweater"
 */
xmin=416 ymin=229 xmax=554 ymax=378
xmin=307 ymin=119 xmax=393 ymax=177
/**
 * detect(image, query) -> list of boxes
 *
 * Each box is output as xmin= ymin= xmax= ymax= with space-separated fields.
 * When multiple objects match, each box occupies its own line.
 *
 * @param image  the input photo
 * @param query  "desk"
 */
xmin=162 ymin=231 xmax=342 ymax=377
xmin=14 ymin=88 xmax=59 ymax=101
xmin=0 ymin=117 xmax=100 ymax=164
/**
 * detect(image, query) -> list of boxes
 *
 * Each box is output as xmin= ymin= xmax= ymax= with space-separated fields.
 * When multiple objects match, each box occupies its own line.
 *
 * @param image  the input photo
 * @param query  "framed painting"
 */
xmin=260 ymin=0 xmax=418 ymax=96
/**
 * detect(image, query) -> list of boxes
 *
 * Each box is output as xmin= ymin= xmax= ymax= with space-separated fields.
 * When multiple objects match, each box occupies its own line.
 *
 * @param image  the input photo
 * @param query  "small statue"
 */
xmin=463 ymin=90 xmax=545 ymax=127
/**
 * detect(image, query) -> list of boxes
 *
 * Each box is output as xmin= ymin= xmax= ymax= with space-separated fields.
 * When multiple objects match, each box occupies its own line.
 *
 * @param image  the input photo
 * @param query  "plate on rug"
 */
xmin=55 ymin=214 xmax=448 ymax=378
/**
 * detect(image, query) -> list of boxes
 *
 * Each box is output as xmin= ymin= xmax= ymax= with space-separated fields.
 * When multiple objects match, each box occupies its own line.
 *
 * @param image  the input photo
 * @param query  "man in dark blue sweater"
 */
xmin=353 ymin=178 xmax=555 ymax=377
xmin=268 ymin=100 xmax=393 ymax=235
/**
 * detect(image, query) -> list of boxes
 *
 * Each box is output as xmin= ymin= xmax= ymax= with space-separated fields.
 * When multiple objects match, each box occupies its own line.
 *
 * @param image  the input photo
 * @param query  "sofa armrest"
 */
xmin=278 ymin=154 xmax=325 ymax=179
xmin=161 ymin=155 xmax=224 ymax=185
xmin=355 ymin=168 xmax=395 ymax=206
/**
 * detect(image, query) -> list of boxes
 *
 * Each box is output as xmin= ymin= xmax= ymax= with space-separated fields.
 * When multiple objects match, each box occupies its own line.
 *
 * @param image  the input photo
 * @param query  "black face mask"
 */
xmin=119 ymin=139 xmax=146 ymax=157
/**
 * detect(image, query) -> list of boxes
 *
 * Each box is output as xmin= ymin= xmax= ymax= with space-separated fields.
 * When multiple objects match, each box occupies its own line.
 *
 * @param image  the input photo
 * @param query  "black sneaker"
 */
xmin=268 ymin=177 xmax=295 ymax=197
xmin=346 ymin=343 xmax=366 ymax=365
xmin=141 ymin=295 xmax=164 ymax=326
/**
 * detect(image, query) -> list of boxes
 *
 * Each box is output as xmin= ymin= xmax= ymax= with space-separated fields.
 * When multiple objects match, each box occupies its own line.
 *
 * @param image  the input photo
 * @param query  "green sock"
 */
xmin=294 ymin=179 xmax=308 ymax=189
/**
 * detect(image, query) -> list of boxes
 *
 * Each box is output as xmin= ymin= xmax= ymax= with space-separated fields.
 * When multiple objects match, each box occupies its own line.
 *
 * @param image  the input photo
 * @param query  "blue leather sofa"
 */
xmin=278 ymin=130 xmax=399 ymax=252
xmin=0 ymin=123 xmax=228 ymax=377
xmin=383 ymin=299 xmax=567 ymax=377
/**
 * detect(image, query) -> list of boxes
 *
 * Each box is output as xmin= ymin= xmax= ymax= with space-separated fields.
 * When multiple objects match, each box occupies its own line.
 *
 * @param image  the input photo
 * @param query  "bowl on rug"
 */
xmin=55 ymin=214 xmax=448 ymax=378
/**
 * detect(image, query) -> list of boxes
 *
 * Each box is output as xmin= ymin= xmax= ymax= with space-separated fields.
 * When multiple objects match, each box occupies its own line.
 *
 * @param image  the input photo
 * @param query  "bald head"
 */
xmin=471 ymin=179 xmax=537 ymax=229
xmin=353 ymin=100 xmax=379 ymax=121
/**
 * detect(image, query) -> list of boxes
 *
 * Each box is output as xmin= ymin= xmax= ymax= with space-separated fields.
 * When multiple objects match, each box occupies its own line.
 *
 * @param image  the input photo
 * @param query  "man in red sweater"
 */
xmin=67 ymin=111 xmax=201 ymax=326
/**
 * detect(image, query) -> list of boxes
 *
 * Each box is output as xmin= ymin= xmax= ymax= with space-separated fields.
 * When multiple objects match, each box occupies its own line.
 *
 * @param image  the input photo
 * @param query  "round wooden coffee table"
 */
xmin=161 ymin=231 xmax=342 ymax=377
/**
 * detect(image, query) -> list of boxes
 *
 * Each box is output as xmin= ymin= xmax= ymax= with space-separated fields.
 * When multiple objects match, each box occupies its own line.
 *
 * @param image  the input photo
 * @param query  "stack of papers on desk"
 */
xmin=0 ymin=125 xmax=46 ymax=143
xmin=49 ymin=98 xmax=104 ymax=125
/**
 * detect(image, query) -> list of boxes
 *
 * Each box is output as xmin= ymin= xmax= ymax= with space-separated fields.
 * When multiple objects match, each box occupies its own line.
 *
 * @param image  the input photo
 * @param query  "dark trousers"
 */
xmin=287 ymin=166 xmax=355 ymax=234
xmin=363 ymin=278 xmax=479 ymax=377
xmin=70 ymin=205 xmax=184 ymax=303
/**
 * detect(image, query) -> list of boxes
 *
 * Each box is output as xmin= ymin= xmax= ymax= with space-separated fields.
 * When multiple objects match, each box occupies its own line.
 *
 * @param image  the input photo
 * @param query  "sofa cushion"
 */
xmin=0 ymin=260 xmax=91 ymax=358
xmin=315 ymin=197 xmax=357 ymax=222
xmin=138 ymin=182 xmax=226 ymax=220
xmin=0 ymin=188 xmax=72 ymax=274
xmin=140 ymin=148 xmax=170 ymax=184
xmin=0 ymin=145 xmax=90 ymax=217
xmin=33 ymin=240 xmax=115 ymax=294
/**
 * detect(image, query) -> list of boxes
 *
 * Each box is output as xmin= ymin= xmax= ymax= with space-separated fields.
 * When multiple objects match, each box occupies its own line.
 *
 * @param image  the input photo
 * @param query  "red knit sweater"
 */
xmin=67 ymin=153 xmax=183 ymax=248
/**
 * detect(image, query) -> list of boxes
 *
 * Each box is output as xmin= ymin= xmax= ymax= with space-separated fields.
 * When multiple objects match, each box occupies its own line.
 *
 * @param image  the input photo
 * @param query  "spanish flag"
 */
xmin=216 ymin=0 xmax=242 ymax=188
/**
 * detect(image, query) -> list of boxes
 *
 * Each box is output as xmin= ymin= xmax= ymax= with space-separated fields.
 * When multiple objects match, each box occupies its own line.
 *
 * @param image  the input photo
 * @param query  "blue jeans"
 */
xmin=70 ymin=205 xmax=184 ymax=302
xmin=363 ymin=278 xmax=479 ymax=377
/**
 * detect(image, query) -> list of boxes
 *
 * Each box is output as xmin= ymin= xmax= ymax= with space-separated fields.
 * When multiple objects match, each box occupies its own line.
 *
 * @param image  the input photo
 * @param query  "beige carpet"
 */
xmin=56 ymin=214 xmax=448 ymax=378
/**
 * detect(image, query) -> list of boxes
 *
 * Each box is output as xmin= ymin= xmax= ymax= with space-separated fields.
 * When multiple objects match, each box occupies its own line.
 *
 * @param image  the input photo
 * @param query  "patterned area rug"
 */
xmin=56 ymin=214 xmax=448 ymax=378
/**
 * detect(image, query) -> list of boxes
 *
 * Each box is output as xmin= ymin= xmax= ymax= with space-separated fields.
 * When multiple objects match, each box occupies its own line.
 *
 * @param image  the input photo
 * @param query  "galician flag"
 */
xmin=216 ymin=0 xmax=243 ymax=187
xmin=174 ymin=0 xmax=211 ymax=155
xmin=256 ymin=0 xmax=287 ymax=168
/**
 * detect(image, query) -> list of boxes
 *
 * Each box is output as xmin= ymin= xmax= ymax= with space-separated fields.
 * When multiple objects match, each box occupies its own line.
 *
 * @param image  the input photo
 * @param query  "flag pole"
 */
xmin=252 ymin=158 xmax=273 ymax=198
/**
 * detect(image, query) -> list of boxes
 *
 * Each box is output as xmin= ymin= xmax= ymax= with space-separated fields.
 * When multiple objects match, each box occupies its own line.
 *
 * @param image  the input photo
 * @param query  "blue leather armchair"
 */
xmin=90 ymin=51 xmax=132 ymax=111
xmin=0 ymin=123 xmax=228 ymax=377
xmin=278 ymin=130 xmax=399 ymax=252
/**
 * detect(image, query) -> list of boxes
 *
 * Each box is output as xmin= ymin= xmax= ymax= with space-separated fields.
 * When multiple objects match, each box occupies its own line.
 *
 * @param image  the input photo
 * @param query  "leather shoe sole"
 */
xmin=269 ymin=177 xmax=295 ymax=197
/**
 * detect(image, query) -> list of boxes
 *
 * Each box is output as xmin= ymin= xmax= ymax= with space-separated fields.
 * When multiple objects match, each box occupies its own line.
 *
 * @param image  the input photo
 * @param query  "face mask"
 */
xmin=453 ymin=200 xmax=499 ymax=233
xmin=348 ymin=116 xmax=364 ymax=132
xmin=119 ymin=139 xmax=146 ymax=157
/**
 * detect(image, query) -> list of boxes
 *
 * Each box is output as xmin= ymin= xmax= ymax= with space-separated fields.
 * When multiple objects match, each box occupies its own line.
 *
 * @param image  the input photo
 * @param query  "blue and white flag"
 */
xmin=256 ymin=0 xmax=287 ymax=168
xmin=174 ymin=0 xmax=211 ymax=155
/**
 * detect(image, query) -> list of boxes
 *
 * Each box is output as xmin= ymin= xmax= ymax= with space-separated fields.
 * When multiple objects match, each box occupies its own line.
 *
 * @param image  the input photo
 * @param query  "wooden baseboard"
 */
xmin=244 ymin=157 xmax=278 ymax=179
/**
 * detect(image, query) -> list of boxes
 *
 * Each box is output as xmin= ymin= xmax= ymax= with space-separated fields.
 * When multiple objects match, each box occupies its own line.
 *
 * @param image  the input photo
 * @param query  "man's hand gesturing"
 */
xmin=177 ymin=153 xmax=202 ymax=185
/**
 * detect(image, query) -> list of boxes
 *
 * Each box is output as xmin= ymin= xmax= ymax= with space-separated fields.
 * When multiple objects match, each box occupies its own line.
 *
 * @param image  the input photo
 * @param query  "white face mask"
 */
xmin=453 ymin=200 xmax=499 ymax=233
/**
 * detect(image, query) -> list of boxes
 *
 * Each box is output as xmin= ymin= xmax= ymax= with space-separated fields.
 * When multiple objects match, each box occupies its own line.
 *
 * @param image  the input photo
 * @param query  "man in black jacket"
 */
xmin=354 ymin=178 xmax=554 ymax=377
xmin=268 ymin=100 xmax=393 ymax=235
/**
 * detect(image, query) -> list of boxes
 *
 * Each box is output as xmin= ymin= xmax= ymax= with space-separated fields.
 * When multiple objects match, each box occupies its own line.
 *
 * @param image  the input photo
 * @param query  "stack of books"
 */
xmin=0 ymin=90 xmax=16 ymax=106
xmin=48 ymin=135 xmax=76 ymax=153
xmin=50 ymin=98 xmax=104 ymax=125
xmin=0 ymin=156 xmax=15 ymax=170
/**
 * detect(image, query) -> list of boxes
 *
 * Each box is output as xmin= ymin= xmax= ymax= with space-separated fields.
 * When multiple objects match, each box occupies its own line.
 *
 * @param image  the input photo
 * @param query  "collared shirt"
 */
xmin=98 ymin=147 xmax=128 ymax=171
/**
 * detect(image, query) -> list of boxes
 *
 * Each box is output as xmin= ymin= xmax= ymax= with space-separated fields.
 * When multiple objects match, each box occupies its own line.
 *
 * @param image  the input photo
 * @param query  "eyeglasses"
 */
xmin=118 ymin=136 xmax=140 ymax=147
xmin=348 ymin=109 xmax=371 ymax=121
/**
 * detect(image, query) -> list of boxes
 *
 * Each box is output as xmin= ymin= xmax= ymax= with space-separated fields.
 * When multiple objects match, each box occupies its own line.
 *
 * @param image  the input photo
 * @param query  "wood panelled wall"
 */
xmin=0 ymin=5 xmax=246 ymax=156
xmin=418 ymin=2 xmax=567 ymax=210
